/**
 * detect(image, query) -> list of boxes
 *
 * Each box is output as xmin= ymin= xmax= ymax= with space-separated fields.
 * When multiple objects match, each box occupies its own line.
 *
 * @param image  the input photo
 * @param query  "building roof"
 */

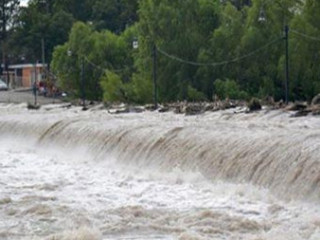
xmin=7 ymin=63 xmax=48 ymax=69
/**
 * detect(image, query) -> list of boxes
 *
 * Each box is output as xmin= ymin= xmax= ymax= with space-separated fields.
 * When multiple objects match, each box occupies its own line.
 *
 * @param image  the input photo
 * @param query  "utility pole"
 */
xmin=80 ymin=57 xmax=86 ymax=110
xmin=40 ymin=0 xmax=49 ymax=81
xmin=1 ymin=0 xmax=7 ymax=85
xmin=284 ymin=25 xmax=289 ymax=105
xmin=33 ymin=63 xmax=38 ymax=106
xmin=41 ymin=38 xmax=46 ymax=78
xmin=1 ymin=0 xmax=19 ymax=87
xmin=152 ymin=44 xmax=158 ymax=109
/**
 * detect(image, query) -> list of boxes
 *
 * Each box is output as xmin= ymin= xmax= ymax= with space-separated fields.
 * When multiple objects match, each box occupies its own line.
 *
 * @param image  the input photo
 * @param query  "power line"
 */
xmin=291 ymin=29 xmax=320 ymax=42
xmin=82 ymin=55 xmax=128 ymax=74
xmin=83 ymin=56 xmax=106 ymax=72
xmin=79 ymin=30 xmax=320 ymax=74
xmin=157 ymin=37 xmax=282 ymax=67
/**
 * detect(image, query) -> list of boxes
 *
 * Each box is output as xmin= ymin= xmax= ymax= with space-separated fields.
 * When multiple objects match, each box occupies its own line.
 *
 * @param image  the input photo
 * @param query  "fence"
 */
xmin=1 ymin=75 xmax=27 ymax=90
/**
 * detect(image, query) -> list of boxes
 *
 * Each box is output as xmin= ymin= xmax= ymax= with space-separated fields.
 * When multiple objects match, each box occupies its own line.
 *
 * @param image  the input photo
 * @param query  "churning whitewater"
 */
xmin=0 ymin=103 xmax=319 ymax=240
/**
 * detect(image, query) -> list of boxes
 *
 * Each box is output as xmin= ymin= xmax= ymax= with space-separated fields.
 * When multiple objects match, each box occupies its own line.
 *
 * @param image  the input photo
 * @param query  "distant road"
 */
xmin=0 ymin=90 xmax=62 ymax=105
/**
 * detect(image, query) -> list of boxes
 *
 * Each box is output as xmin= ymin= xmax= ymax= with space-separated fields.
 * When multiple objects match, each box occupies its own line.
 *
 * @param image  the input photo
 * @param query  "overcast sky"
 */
xmin=21 ymin=0 xmax=28 ymax=6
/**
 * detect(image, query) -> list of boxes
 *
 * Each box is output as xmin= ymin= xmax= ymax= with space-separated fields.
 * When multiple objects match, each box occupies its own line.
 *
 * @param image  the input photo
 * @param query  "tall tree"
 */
xmin=53 ymin=0 xmax=92 ymax=22
xmin=135 ymin=0 xmax=220 ymax=102
xmin=0 ymin=0 xmax=19 ymax=78
xmin=91 ymin=0 xmax=138 ymax=33
xmin=9 ymin=0 xmax=73 ymax=64
xmin=51 ymin=22 xmax=135 ymax=100
xmin=289 ymin=0 xmax=320 ymax=100
xmin=196 ymin=2 xmax=245 ymax=99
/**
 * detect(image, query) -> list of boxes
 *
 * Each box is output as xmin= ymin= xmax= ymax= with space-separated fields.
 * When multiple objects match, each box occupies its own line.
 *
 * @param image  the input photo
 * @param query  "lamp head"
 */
xmin=258 ymin=8 xmax=267 ymax=22
xmin=132 ymin=38 xmax=138 ymax=49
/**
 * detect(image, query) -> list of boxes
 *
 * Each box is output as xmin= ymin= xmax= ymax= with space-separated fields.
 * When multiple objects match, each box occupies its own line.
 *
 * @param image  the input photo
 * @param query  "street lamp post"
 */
xmin=258 ymin=5 xmax=289 ymax=104
xmin=284 ymin=25 xmax=289 ymax=104
xmin=80 ymin=57 xmax=86 ymax=109
xmin=41 ymin=38 xmax=46 ymax=78
xmin=34 ymin=62 xmax=38 ymax=106
xmin=40 ymin=0 xmax=49 ymax=82
xmin=32 ymin=78 xmax=37 ymax=106
xmin=132 ymin=38 xmax=158 ymax=109
xmin=68 ymin=50 xmax=86 ymax=110
xmin=152 ymin=44 xmax=158 ymax=109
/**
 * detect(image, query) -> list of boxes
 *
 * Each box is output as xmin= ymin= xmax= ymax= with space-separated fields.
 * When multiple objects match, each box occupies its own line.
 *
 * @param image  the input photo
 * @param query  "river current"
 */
xmin=0 ymin=103 xmax=319 ymax=240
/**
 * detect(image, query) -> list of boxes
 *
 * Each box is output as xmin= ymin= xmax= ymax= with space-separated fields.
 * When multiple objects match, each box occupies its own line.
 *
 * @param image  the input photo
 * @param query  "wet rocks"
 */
xmin=286 ymin=102 xmax=310 ymax=117
xmin=311 ymin=105 xmax=320 ymax=116
xmin=173 ymin=102 xmax=187 ymax=114
xmin=130 ymin=106 xmax=145 ymax=113
xmin=291 ymin=109 xmax=311 ymax=117
xmin=27 ymin=102 xmax=41 ymax=110
xmin=158 ymin=106 xmax=170 ymax=112
xmin=311 ymin=94 xmax=320 ymax=115
xmin=247 ymin=98 xmax=262 ymax=112
xmin=145 ymin=104 xmax=157 ymax=111
xmin=289 ymin=106 xmax=320 ymax=117
xmin=88 ymin=103 xmax=105 ymax=111
xmin=173 ymin=102 xmax=211 ymax=115
xmin=0 ymin=197 xmax=12 ymax=205
xmin=102 ymin=93 xmax=320 ymax=117
xmin=172 ymin=100 xmax=244 ymax=115
xmin=288 ymin=93 xmax=320 ymax=117
xmin=286 ymin=102 xmax=308 ymax=111
xmin=108 ymin=106 xmax=130 ymax=114
xmin=24 ymin=204 xmax=52 ymax=215
xmin=107 ymin=104 xmax=146 ymax=114
xmin=311 ymin=94 xmax=320 ymax=106
xmin=185 ymin=103 xmax=205 ymax=115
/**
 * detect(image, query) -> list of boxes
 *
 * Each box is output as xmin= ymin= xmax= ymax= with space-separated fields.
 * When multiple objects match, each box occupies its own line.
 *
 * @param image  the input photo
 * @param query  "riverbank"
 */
xmin=0 ymin=89 xmax=63 ymax=105
xmin=2 ymin=89 xmax=320 ymax=119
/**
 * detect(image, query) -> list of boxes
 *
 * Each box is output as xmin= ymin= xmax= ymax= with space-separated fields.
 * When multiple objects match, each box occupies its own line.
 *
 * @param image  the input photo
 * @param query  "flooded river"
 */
xmin=0 ymin=103 xmax=319 ymax=239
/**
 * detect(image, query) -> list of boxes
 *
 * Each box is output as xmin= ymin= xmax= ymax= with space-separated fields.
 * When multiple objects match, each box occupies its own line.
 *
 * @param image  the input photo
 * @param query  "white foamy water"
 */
xmin=0 ymin=103 xmax=319 ymax=239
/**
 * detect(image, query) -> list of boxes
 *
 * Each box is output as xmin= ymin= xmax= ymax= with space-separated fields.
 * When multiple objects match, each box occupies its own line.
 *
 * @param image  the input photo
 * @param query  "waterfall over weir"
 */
xmin=1 ymin=103 xmax=319 ymax=202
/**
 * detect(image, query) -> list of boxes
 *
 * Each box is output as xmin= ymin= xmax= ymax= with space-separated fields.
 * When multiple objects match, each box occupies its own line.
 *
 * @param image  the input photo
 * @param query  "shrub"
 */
xmin=214 ymin=79 xmax=248 ymax=100
xmin=100 ymin=70 xmax=127 ymax=102
xmin=248 ymin=97 xmax=262 ymax=111
xmin=187 ymin=86 xmax=207 ymax=102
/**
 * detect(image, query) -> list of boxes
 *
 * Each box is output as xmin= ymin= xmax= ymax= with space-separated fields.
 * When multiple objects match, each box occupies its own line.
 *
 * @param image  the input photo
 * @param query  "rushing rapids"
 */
xmin=0 ymin=103 xmax=319 ymax=240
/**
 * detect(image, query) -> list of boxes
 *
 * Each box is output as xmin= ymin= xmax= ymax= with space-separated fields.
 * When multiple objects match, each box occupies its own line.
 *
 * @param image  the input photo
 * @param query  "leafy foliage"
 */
xmin=101 ymin=70 xmax=127 ymax=102
xmin=214 ymin=79 xmax=248 ymax=100
xmin=5 ymin=0 xmax=320 ymax=103
xmin=51 ymin=22 xmax=136 ymax=100
xmin=0 ymin=0 xmax=20 ymax=73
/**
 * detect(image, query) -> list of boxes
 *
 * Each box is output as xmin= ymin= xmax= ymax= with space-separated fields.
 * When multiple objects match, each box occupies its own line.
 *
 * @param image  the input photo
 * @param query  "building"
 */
xmin=2 ymin=63 xmax=47 ymax=89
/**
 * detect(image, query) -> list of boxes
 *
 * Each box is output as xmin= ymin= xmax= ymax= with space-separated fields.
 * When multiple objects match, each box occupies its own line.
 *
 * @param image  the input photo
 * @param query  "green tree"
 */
xmin=53 ymin=0 xmax=92 ymax=22
xmin=214 ymin=78 xmax=248 ymax=99
xmin=289 ymin=0 xmax=320 ymax=100
xmin=222 ymin=0 xmax=252 ymax=10
xmin=0 ymin=0 xmax=20 ymax=75
xmin=135 ymin=0 xmax=220 ymax=102
xmin=197 ymin=2 xmax=244 ymax=99
xmin=11 ymin=0 xmax=320 ymax=104
xmin=9 ymin=0 xmax=73 ymax=65
xmin=92 ymin=0 xmax=138 ymax=33
xmin=101 ymin=70 xmax=128 ymax=102
xmin=9 ymin=0 xmax=138 ymax=77
xmin=200 ymin=0 xmax=301 ymax=101
xmin=52 ymin=22 xmax=135 ymax=100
